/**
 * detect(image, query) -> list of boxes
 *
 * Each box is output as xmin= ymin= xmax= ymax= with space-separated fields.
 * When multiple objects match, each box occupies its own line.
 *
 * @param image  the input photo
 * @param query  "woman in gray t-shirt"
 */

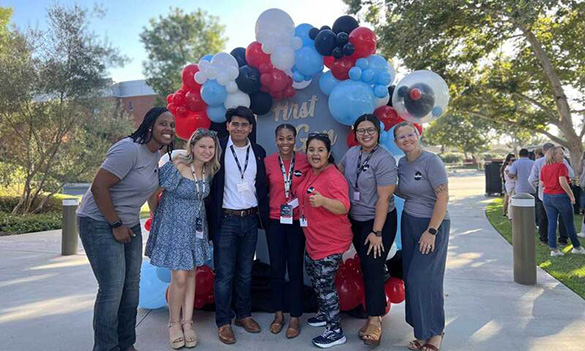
xmin=394 ymin=122 xmax=449 ymax=351
xmin=77 ymin=107 xmax=175 ymax=351
xmin=339 ymin=114 xmax=397 ymax=345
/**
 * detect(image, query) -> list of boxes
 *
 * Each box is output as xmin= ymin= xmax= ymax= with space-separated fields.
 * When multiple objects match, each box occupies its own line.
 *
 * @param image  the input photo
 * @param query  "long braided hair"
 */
xmin=128 ymin=107 xmax=174 ymax=157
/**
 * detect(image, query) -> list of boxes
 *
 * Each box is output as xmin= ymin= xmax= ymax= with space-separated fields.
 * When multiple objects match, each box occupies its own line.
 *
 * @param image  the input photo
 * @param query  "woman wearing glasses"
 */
xmin=338 ymin=114 xmax=397 ymax=345
xmin=294 ymin=133 xmax=352 ymax=348
xmin=264 ymin=124 xmax=310 ymax=338
xmin=393 ymin=122 xmax=449 ymax=351
xmin=145 ymin=129 xmax=221 ymax=349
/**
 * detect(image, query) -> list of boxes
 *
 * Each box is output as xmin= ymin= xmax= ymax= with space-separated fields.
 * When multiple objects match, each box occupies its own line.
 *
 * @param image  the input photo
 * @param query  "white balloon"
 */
xmin=199 ymin=60 xmax=211 ymax=71
xmin=271 ymin=45 xmax=295 ymax=71
xmin=217 ymin=74 xmax=230 ymax=86
xmin=226 ymin=81 xmax=238 ymax=93
xmin=228 ymin=66 xmax=239 ymax=80
xmin=392 ymin=70 xmax=450 ymax=123
xmin=255 ymin=8 xmax=295 ymax=43
xmin=261 ymin=42 xmax=274 ymax=55
xmin=158 ymin=149 xmax=188 ymax=167
xmin=292 ymin=79 xmax=311 ymax=90
xmin=292 ymin=36 xmax=303 ymax=50
xmin=375 ymin=94 xmax=390 ymax=108
xmin=224 ymin=90 xmax=251 ymax=109
xmin=194 ymin=71 xmax=207 ymax=84
xmin=211 ymin=52 xmax=239 ymax=69
xmin=206 ymin=66 xmax=218 ymax=79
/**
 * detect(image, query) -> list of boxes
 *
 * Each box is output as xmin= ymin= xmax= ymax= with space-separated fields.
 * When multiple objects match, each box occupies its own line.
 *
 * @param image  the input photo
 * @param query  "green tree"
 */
xmin=0 ymin=4 xmax=131 ymax=213
xmin=424 ymin=114 xmax=490 ymax=161
xmin=346 ymin=0 xmax=585 ymax=173
xmin=140 ymin=8 xmax=227 ymax=98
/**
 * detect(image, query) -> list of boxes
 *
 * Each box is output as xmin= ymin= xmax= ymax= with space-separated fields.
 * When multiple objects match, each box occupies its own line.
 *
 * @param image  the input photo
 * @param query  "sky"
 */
xmin=3 ymin=0 xmax=350 ymax=82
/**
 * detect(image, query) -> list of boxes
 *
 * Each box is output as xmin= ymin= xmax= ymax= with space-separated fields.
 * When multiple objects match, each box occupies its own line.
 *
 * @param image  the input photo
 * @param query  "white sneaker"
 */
xmin=571 ymin=246 xmax=585 ymax=255
xmin=550 ymin=250 xmax=564 ymax=257
xmin=577 ymin=231 xmax=585 ymax=238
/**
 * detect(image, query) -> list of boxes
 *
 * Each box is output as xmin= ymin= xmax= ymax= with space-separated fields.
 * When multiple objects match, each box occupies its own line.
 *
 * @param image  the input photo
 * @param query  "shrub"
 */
xmin=0 ymin=196 xmax=62 ymax=213
xmin=439 ymin=152 xmax=464 ymax=164
xmin=0 ymin=211 xmax=62 ymax=235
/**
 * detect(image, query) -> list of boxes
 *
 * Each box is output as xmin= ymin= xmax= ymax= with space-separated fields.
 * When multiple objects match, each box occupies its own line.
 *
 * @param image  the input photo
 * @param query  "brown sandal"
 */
xmin=182 ymin=320 xmax=198 ymax=348
xmin=270 ymin=314 xmax=284 ymax=334
xmin=407 ymin=339 xmax=424 ymax=350
xmin=421 ymin=332 xmax=444 ymax=351
xmin=362 ymin=323 xmax=382 ymax=346
xmin=285 ymin=317 xmax=301 ymax=339
xmin=357 ymin=322 xmax=368 ymax=339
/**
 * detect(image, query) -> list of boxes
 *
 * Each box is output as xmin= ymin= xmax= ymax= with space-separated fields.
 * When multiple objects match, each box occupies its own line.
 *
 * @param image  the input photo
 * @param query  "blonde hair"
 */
xmin=545 ymin=146 xmax=563 ymax=165
xmin=174 ymin=129 xmax=222 ymax=178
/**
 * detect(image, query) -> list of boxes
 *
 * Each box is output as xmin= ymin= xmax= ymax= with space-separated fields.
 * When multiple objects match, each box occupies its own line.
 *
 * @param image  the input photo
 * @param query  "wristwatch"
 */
xmin=109 ymin=220 xmax=123 ymax=229
xmin=372 ymin=230 xmax=382 ymax=237
xmin=428 ymin=227 xmax=437 ymax=235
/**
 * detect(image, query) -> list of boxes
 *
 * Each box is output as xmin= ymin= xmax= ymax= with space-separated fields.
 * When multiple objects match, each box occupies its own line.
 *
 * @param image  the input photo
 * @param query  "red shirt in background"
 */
xmin=541 ymin=162 xmax=569 ymax=195
xmin=265 ymin=152 xmax=310 ymax=220
xmin=294 ymin=165 xmax=353 ymax=260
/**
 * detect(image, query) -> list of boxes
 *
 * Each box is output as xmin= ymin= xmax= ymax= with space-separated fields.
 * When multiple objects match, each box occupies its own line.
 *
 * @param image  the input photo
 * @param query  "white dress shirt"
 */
xmin=222 ymin=136 xmax=258 ymax=209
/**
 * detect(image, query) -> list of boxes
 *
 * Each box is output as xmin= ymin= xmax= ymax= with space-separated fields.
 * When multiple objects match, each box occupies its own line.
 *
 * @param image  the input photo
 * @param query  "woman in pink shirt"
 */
xmin=294 ymin=133 xmax=352 ymax=348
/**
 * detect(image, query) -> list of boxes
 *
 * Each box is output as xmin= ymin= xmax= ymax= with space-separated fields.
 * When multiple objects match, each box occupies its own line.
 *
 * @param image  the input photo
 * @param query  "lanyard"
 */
xmin=190 ymin=164 xmax=206 ymax=211
xmin=355 ymin=145 xmax=378 ymax=190
xmin=230 ymin=144 xmax=250 ymax=180
xmin=278 ymin=152 xmax=295 ymax=199
xmin=300 ymin=168 xmax=325 ymax=217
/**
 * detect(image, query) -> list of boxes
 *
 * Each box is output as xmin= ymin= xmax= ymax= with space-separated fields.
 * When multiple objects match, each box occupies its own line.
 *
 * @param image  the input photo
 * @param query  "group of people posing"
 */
xmin=501 ymin=144 xmax=585 ymax=257
xmin=76 ymin=106 xmax=450 ymax=351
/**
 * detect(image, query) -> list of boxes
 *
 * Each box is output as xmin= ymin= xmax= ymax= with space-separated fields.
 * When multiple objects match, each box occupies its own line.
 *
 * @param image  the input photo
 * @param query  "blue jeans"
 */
xmin=78 ymin=216 xmax=143 ymax=351
xmin=213 ymin=213 xmax=259 ymax=327
xmin=542 ymin=194 xmax=581 ymax=250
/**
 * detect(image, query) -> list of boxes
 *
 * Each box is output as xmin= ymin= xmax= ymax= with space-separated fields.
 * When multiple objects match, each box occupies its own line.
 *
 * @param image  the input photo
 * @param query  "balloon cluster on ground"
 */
xmin=166 ymin=8 xmax=449 ymax=141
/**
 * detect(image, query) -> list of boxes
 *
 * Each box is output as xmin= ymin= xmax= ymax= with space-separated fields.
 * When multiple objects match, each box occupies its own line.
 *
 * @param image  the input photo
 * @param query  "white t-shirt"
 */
xmin=504 ymin=165 xmax=515 ymax=194
xmin=222 ymin=136 xmax=258 ymax=209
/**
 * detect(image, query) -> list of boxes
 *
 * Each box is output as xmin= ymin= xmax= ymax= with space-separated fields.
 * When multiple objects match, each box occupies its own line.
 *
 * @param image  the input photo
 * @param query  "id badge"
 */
xmin=287 ymin=197 xmax=299 ymax=209
xmin=280 ymin=204 xmax=293 ymax=224
xmin=195 ymin=217 xmax=204 ymax=239
xmin=353 ymin=191 xmax=361 ymax=201
xmin=300 ymin=216 xmax=308 ymax=227
xmin=237 ymin=181 xmax=249 ymax=193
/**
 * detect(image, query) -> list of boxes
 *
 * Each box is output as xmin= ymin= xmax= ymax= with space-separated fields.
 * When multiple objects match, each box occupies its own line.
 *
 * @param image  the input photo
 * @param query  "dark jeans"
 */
xmin=542 ymin=194 xmax=581 ymax=250
xmin=266 ymin=219 xmax=305 ymax=317
xmin=350 ymin=209 xmax=397 ymax=316
xmin=78 ymin=216 xmax=142 ymax=351
xmin=213 ymin=212 xmax=259 ymax=327
xmin=536 ymin=196 xmax=568 ymax=243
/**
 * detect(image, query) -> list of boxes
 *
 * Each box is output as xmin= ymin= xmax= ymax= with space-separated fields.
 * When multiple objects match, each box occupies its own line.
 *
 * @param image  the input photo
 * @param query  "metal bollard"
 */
xmin=62 ymin=198 xmax=79 ymax=255
xmin=511 ymin=193 xmax=536 ymax=285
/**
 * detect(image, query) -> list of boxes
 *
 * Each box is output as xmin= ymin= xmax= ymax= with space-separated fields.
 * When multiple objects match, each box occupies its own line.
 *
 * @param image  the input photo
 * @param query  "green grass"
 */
xmin=486 ymin=198 xmax=585 ymax=299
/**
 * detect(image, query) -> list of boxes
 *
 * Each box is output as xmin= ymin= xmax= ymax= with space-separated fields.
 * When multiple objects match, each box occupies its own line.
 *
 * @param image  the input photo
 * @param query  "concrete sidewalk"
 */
xmin=1 ymin=171 xmax=584 ymax=351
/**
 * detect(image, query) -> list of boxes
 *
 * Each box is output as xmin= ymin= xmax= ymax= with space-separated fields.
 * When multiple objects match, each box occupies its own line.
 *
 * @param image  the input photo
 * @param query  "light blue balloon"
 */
xmin=304 ymin=74 xmax=313 ymax=81
xmin=207 ymin=105 xmax=227 ymax=123
xmin=380 ymin=127 xmax=405 ymax=157
xmin=374 ymin=85 xmax=388 ymax=98
xmin=361 ymin=69 xmax=375 ymax=83
xmin=199 ymin=54 xmax=213 ymax=64
xmin=295 ymin=23 xmax=314 ymax=46
xmin=376 ymin=72 xmax=391 ymax=86
xmin=356 ymin=58 xmax=369 ymax=69
xmin=394 ymin=195 xmax=404 ymax=250
xmin=155 ymin=266 xmax=171 ymax=283
xmin=328 ymin=80 xmax=375 ymax=126
xmin=432 ymin=106 xmax=444 ymax=117
xmin=201 ymin=80 xmax=227 ymax=106
xmin=366 ymin=54 xmax=388 ymax=73
xmin=348 ymin=67 xmax=362 ymax=81
xmin=319 ymin=71 xmax=339 ymax=96
xmin=295 ymin=46 xmax=323 ymax=76
xmin=139 ymin=260 xmax=169 ymax=310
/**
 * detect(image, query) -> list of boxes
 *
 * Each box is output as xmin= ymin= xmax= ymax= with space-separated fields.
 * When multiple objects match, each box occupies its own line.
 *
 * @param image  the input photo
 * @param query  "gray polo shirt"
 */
xmin=508 ymin=157 xmax=535 ymax=195
xmin=397 ymin=150 xmax=449 ymax=219
xmin=340 ymin=145 xmax=398 ymax=221
xmin=77 ymin=137 xmax=161 ymax=227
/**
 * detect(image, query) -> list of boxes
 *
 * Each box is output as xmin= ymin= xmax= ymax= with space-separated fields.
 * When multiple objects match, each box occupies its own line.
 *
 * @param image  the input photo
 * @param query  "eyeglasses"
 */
xmin=396 ymin=132 xmax=417 ymax=141
xmin=356 ymin=128 xmax=377 ymax=136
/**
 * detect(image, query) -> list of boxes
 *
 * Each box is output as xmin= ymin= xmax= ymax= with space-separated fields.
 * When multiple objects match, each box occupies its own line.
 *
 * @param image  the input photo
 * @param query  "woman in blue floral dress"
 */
xmin=146 ymin=129 xmax=221 ymax=349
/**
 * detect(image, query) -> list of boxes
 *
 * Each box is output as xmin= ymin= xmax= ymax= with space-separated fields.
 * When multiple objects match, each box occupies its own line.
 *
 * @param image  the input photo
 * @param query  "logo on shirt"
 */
xmin=414 ymin=171 xmax=422 ymax=181
xmin=294 ymin=170 xmax=303 ymax=177
xmin=361 ymin=164 xmax=370 ymax=172
xmin=307 ymin=186 xmax=315 ymax=194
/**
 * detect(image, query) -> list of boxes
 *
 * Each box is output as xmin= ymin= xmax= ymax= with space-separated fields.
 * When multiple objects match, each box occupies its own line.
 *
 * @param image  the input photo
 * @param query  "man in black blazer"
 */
xmin=208 ymin=106 xmax=270 ymax=344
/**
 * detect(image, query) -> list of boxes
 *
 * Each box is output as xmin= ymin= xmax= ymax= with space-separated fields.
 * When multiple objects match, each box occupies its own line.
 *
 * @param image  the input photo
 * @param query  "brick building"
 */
xmin=110 ymin=80 xmax=160 ymax=126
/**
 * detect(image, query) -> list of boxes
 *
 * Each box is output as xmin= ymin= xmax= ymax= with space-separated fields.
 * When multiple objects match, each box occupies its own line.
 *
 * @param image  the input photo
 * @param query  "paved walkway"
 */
xmin=1 ymin=170 xmax=584 ymax=351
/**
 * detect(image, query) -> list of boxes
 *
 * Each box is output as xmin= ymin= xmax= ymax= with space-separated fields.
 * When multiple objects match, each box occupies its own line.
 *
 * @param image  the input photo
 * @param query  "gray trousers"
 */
xmin=401 ymin=212 xmax=450 ymax=340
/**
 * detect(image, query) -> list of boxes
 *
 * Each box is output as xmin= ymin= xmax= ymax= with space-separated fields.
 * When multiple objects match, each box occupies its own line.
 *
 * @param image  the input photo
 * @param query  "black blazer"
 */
xmin=207 ymin=137 xmax=270 ymax=241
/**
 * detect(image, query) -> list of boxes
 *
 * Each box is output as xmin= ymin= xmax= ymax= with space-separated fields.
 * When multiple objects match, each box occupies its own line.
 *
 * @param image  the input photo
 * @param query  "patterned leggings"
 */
xmin=305 ymin=253 xmax=342 ymax=330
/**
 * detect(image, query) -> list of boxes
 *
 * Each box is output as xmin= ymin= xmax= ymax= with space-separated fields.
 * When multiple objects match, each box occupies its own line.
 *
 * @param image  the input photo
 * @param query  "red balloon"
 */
xmin=385 ymin=277 xmax=405 ymax=304
xmin=246 ymin=41 xmax=271 ymax=69
xmin=349 ymin=27 xmax=377 ymax=60
xmin=175 ymin=106 xmax=188 ymax=119
xmin=413 ymin=123 xmax=423 ymax=135
xmin=335 ymin=273 xmax=365 ymax=311
xmin=194 ymin=296 xmax=206 ymax=309
xmin=374 ymin=106 xmax=404 ymax=131
xmin=347 ymin=129 xmax=359 ymax=147
xmin=175 ymin=110 xmax=211 ymax=140
xmin=330 ymin=57 xmax=355 ymax=80
xmin=383 ymin=295 xmax=392 ymax=316
xmin=185 ymin=90 xmax=206 ymax=112
xmin=195 ymin=266 xmax=215 ymax=298
xmin=173 ymin=91 xmax=186 ymax=106
xmin=167 ymin=103 xmax=177 ymax=114
xmin=167 ymin=94 xmax=174 ymax=104
xmin=324 ymin=56 xmax=335 ymax=68
xmin=144 ymin=218 xmax=152 ymax=231
xmin=181 ymin=64 xmax=200 ymax=90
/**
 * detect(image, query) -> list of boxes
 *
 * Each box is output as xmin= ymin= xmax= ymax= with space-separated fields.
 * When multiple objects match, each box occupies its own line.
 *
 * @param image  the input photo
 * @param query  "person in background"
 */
xmin=77 ymin=107 xmax=175 ymax=351
xmin=145 ymin=129 xmax=220 ymax=349
xmin=540 ymin=146 xmax=585 ymax=257
xmin=295 ymin=133 xmax=353 ymax=349
xmin=264 ymin=124 xmax=310 ymax=338
xmin=339 ymin=114 xmax=397 ymax=346
xmin=501 ymin=153 xmax=516 ymax=218
xmin=528 ymin=143 xmax=572 ymax=245
xmin=393 ymin=122 xmax=450 ymax=351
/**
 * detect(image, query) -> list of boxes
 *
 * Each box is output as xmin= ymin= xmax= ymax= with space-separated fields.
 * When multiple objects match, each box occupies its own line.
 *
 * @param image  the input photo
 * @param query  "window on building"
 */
xmin=128 ymin=101 xmax=133 ymax=111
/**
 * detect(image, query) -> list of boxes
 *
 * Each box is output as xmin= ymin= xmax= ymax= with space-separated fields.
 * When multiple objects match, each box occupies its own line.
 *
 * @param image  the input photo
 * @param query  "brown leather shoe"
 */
xmin=285 ymin=317 xmax=300 ymax=339
xmin=234 ymin=317 xmax=262 ymax=333
xmin=218 ymin=324 xmax=236 ymax=344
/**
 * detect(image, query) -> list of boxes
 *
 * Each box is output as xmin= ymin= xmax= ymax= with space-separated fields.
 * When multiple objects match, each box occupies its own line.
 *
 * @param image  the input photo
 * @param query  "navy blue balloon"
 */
xmin=230 ymin=47 xmax=247 ymax=68
xmin=320 ymin=25 xmax=331 ymax=31
xmin=343 ymin=42 xmax=355 ymax=56
xmin=308 ymin=27 xmax=319 ymax=40
xmin=336 ymin=32 xmax=349 ymax=46
xmin=250 ymin=91 xmax=273 ymax=115
xmin=314 ymin=30 xmax=337 ymax=56
xmin=332 ymin=15 xmax=359 ymax=34
xmin=332 ymin=47 xmax=343 ymax=59
xmin=236 ymin=65 xmax=261 ymax=94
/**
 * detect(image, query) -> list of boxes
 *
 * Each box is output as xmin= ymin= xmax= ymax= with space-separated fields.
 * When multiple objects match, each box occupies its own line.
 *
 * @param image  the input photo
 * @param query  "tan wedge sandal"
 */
xmin=169 ymin=321 xmax=185 ymax=349
xmin=182 ymin=320 xmax=198 ymax=348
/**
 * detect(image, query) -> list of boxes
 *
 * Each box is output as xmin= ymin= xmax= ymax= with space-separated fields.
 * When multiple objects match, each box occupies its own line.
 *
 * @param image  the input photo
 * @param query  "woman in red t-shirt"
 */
xmin=294 ymin=133 xmax=352 ymax=348
xmin=540 ymin=146 xmax=585 ymax=257
xmin=264 ymin=124 xmax=310 ymax=338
